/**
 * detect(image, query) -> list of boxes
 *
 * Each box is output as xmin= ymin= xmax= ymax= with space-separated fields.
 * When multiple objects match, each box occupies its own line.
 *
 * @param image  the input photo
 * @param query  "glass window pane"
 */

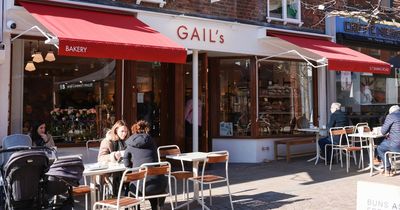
xmin=258 ymin=61 xmax=313 ymax=136
xmin=136 ymin=62 xmax=161 ymax=137
xmin=287 ymin=0 xmax=300 ymax=19
xmin=22 ymin=39 xmax=115 ymax=144
xmin=269 ymin=0 xmax=283 ymax=19
xmin=219 ymin=59 xmax=251 ymax=136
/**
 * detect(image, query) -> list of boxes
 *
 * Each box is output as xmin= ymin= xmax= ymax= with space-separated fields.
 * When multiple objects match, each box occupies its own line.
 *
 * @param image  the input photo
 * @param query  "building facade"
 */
xmin=0 ymin=0 xmax=397 ymax=162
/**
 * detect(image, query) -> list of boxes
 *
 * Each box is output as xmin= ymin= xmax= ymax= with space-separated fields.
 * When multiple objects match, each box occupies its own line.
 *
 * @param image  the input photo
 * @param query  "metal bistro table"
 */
xmin=166 ymin=152 xmax=209 ymax=209
xmin=297 ymin=127 xmax=326 ymax=165
xmin=83 ymin=163 xmax=126 ymax=208
xmin=348 ymin=132 xmax=385 ymax=176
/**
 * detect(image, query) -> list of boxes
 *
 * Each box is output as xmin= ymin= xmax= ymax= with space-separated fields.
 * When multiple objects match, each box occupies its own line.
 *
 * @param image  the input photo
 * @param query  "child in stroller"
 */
xmin=0 ymin=134 xmax=84 ymax=210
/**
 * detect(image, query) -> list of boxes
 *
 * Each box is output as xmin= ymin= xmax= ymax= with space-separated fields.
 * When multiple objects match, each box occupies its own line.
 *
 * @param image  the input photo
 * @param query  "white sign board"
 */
xmin=137 ymin=12 xmax=286 ymax=57
xmin=357 ymin=181 xmax=400 ymax=210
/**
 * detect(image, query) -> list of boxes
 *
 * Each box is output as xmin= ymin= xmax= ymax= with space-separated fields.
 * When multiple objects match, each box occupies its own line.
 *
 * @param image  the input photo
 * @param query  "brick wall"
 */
xmin=80 ymin=0 xmax=400 ymax=33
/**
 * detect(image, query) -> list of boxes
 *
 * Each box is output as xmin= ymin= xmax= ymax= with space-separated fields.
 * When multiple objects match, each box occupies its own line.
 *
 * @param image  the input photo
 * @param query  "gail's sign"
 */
xmin=177 ymin=25 xmax=224 ymax=44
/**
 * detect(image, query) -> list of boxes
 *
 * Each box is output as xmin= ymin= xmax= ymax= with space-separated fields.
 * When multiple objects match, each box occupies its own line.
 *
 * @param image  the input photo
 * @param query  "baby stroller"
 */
xmin=0 ymin=134 xmax=50 ymax=210
xmin=1 ymin=148 xmax=50 ymax=210
xmin=45 ymin=156 xmax=84 ymax=209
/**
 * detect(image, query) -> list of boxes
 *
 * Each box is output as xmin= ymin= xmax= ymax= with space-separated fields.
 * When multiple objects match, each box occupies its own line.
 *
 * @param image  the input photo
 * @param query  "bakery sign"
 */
xmin=177 ymin=25 xmax=225 ymax=44
xmin=357 ymin=181 xmax=400 ymax=210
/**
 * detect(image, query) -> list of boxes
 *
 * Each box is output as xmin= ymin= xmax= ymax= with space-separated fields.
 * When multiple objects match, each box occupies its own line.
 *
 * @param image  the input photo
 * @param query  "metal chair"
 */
xmin=328 ymin=127 xmax=362 ymax=173
xmin=384 ymin=151 xmax=400 ymax=175
xmin=354 ymin=123 xmax=371 ymax=168
xmin=1 ymin=134 xmax=32 ymax=165
xmin=157 ymin=145 xmax=192 ymax=208
xmin=140 ymin=161 xmax=174 ymax=210
xmin=93 ymin=166 xmax=147 ymax=210
xmin=187 ymin=151 xmax=234 ymax=210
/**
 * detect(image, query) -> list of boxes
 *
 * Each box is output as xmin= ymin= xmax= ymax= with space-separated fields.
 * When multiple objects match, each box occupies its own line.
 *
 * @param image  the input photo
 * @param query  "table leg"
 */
xmin=88 ymin=176 xmax=97 ymax=208
xmin=307 ymin=132 xmax=325 ymax=164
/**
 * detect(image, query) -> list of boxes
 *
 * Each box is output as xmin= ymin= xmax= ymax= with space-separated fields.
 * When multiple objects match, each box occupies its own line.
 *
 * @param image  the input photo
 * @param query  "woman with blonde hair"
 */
xmin=98 ymin=120 xmax=129 ymax=163
xmin=124 ymin=120 xmax=167 ymax=210
xmin=98 ymin=120 xmax=129 ymax=196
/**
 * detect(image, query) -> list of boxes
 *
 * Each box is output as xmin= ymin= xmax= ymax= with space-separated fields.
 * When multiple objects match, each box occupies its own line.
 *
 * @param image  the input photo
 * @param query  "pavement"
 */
xmin=64 ymin=147 xmax=399 ymax=210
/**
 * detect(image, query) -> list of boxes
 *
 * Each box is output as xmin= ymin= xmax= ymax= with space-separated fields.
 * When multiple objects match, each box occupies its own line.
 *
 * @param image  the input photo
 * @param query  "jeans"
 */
xmin=318 ymin=136 xmax=340 ymax=162
xmin=377 ymin=140 xmax=400 ymax=170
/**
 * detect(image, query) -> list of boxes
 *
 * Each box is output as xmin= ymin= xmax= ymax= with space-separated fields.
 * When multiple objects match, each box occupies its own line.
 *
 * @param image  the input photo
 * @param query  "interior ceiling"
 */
xmin=23 ymin=39 xmax=111 ymax=80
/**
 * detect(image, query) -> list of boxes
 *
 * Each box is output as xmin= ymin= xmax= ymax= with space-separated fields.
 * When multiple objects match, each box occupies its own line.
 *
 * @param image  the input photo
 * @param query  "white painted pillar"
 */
xmin=318 ymin=66 xmax=327 ymax=128
xmin=192 ymin=49 xmax=199 ymax=152
xmin=0 ymin=34 xmax=11 ymax=139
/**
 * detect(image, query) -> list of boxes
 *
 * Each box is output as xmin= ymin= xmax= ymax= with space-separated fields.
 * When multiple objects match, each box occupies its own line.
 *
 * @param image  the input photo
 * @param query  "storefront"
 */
xmin=1 ymin=1 xmax=391 ymax=163
xmin=326 ymin=16 xmax=400 ymax=128
xmin=138 ymin=12 xmax=389 ymax=162
xmin=3 ymin=1 xmax=186 ymax=146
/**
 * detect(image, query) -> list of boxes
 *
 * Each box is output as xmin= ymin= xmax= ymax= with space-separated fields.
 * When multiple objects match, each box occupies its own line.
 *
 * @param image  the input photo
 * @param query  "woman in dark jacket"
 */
xmin=123 ymin=120 xmax=167 ymax=210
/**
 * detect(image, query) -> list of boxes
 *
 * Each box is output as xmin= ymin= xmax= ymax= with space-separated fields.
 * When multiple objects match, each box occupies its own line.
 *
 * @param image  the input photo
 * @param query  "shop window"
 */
xmin=219 ymin=59 xmax=251 ymax=137
xmin=258 ymin=60 xmax=313 ymax=136
xmin=136 ymin=62 xmax=162 ymax=137
xmin=20 ymin=39 xmax=116 ymax=144
xmin=267 ymin=0 xmax=302 ymax=25
xmin=335 ymin=71 xmax=398 ymax=127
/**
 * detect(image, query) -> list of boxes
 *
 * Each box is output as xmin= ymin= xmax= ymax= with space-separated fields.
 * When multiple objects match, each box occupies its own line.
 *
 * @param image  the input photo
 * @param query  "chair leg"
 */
xmin=173 ymin=177 xmax=178 ymax=207
xmin=329 ymin=149 xmax=334 ymax=170
xmin=384 ymin=152 xmax=388 ymax=174
xmin=209 ymin=184 xmax=212 ymax=206
xmin=346 ymin=152 xmax=349 ymax=173
xmin=201 ymin=182 xmax=205 ymax=210
xmin=226 ymin=180 xmax=234 ymax=210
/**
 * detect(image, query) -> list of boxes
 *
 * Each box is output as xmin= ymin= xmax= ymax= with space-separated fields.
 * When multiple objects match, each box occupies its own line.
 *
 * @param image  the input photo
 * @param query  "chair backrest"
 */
xmin=117 ymin=166 xmax=147 ymax=208
xmin=200 ymin=151 xmax=229 ymax=179
xmin=157 ymin=145 xmax=186 ymax=171
xmin=344 ymin=126 xmax=356 ymax=134
xmin=355 ymin=122 xmax=370 ymax=133
xmin=86 ymin=138 xmax=102 ymax=151
xmin=157 ymin=145 xmax=181 ymax=162
xmin=139 ymin=162 xmax=172 ymax=200
xmin=141 ymin=161 xmax=171 ymax=176
xmin=1 ymin=134 xmax=33 ymax=166
xmin=330 ymin=127 xmax=350 ymax=146
xmin=2 ymin=134 xmax=32 ymax=149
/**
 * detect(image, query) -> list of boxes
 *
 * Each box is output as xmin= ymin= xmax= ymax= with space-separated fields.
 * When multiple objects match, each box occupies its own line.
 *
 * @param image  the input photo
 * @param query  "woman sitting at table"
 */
xmin=30 ymin=121 xmax=55 ymax=147
xmin=123 ymin=120 xmax=167 ymax=210
xmin=377 ymin=105 xmax=400 ymax=176
xmin=98 ymin=120 xmax=129 ymax=196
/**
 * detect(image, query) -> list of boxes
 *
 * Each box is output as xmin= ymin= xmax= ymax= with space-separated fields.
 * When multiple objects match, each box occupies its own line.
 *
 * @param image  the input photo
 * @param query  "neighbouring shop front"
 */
xmin=327 ymin=16 xmax=400 ymax=128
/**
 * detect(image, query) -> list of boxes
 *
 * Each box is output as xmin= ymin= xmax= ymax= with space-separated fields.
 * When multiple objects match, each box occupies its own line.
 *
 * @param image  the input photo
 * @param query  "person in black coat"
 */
xmin=318 ymin=102 xmax=350 ymax=162
xmin=123 ymin=120 xmax=167 ymax=210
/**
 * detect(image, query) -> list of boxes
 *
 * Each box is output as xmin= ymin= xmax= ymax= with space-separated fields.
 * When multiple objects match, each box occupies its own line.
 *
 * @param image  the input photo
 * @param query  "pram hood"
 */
xmin=4 ymin=150 xmax=49 ymax=176
xmin=45 ymin=157 xmax=84 ymax=187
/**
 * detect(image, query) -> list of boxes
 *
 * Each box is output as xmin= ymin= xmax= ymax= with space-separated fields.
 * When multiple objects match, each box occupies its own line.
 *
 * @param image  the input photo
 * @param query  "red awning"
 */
xmin=270 ymin=33 xmax=391 ymax=74
xmin=20 ymin=2 xmax=186 ymax=63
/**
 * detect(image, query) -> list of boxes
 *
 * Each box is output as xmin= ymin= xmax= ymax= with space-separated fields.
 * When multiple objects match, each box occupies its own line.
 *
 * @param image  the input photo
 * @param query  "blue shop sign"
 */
xmin=336 ymin=16 xmax=400 ymax=46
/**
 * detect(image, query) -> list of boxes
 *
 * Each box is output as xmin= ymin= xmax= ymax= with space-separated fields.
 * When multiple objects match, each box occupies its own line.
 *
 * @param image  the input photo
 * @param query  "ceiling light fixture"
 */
xmin=74 ymin=65 xmax=79 ymax=71
xmin=45 ymin=46 xmax=56 ymax=62
xmin=32 ymin=40 xmax=44 ymax=63
xmin=25 ymin=61 xmax=36 ymax=71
